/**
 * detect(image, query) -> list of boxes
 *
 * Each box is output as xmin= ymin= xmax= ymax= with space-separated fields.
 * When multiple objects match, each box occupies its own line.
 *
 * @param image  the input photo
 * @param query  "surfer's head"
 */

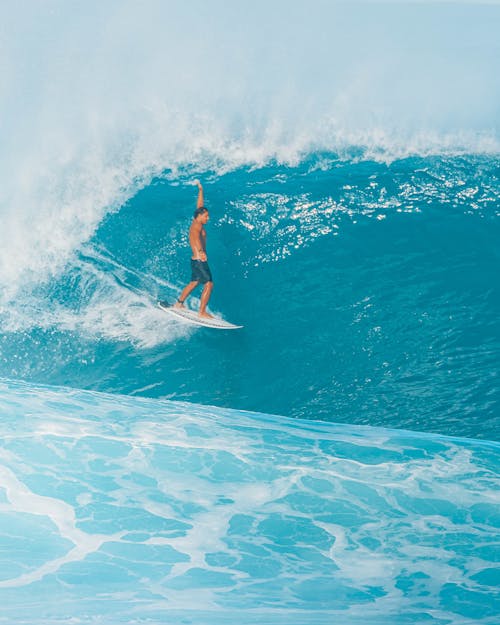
xmin=194 ymin=207 xmax=209 ymax=223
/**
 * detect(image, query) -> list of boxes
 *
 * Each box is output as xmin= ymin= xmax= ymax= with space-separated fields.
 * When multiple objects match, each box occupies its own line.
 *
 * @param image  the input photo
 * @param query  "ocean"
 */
xmin=0 ymin=1 xmax=499 ymax=623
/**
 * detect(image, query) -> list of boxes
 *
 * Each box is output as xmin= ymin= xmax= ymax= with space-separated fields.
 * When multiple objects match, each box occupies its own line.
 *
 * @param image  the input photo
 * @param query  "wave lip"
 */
xmin=0 ymin=379 xmax=498 ymax=624
xmin=2 ymin=0 xmax=499 ymax=300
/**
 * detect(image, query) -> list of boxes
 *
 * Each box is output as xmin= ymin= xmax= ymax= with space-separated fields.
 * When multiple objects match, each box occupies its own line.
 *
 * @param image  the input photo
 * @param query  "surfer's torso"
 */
xmin=189 ymin=219 xmax=208 ymax=260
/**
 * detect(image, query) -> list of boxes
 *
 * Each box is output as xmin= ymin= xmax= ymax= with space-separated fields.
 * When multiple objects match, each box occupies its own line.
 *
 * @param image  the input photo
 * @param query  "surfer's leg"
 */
xmin=175 ymin=281 xmax=199 ymax=307
xmin=199 ymin=281 xmax=213 ymax=317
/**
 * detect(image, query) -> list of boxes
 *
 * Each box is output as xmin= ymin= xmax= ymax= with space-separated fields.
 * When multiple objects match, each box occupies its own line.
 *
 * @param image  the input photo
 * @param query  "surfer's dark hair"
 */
xmin=193 ymin=206 xmax=208 ymax=219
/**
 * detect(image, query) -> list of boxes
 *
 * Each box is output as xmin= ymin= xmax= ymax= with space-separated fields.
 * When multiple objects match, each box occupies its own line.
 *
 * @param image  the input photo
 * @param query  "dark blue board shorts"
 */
xmin=191 ymin=259 xmax=213 ymax=284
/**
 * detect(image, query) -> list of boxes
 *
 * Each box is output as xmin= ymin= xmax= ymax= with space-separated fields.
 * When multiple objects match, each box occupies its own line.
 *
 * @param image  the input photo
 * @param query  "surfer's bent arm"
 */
xmin=189 ymin=222 xmax=206 ymax=261
xmin=196 ymin=181 xmax=204 ymax=209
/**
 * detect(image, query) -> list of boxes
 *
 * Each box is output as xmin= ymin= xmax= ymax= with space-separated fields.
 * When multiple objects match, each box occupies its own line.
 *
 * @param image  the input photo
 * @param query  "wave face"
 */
xmin=0 ymin=154 xmax=499 ymax=439
xmin=0 ymin=379 xmax=499 ymax=625
xmin=0 ymin=3 xmax=499 ymax=440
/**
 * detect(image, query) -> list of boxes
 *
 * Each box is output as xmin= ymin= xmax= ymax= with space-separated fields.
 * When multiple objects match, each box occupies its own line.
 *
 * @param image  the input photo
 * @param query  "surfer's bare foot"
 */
xmin=199 ymin=311 xmax=214 ymax=319
xmin=174 ymin=301 xmax=185 ymax=309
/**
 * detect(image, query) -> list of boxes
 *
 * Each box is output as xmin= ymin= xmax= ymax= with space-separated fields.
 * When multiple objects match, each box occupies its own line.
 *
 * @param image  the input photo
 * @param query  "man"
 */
xmin=174 ymin=181 xmax=214 ymax=318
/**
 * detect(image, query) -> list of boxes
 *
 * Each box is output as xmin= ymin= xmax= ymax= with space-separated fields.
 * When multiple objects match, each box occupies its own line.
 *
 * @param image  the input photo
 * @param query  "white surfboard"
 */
xmin=158 ymin=302 xmax=243 ymax=330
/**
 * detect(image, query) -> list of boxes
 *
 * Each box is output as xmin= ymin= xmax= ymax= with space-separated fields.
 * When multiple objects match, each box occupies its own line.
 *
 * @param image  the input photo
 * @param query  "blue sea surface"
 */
xmin=2 ymin=155 xmax=499 ymax=439
xmin=0 ymin=379 xmax=499 ymax=624
xmin=0 ymin=152 xmax=498 ymax=624
xmin=0 ymin=1 xmax=499 ymax=623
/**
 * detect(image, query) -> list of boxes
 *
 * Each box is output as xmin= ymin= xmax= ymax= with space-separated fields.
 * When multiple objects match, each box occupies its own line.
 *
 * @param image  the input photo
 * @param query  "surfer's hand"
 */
xmin=194 ymin=179 xmax=202 ymax=189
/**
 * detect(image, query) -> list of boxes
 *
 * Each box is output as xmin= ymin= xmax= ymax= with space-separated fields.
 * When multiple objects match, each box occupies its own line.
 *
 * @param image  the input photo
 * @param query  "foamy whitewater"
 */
xmin=0 ymin=1 xmax=499 ymax=623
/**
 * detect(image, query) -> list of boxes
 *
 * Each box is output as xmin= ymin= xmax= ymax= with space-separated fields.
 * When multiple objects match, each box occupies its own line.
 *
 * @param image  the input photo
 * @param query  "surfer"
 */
xmin=174 ymin=181 xmax=214 ymax=318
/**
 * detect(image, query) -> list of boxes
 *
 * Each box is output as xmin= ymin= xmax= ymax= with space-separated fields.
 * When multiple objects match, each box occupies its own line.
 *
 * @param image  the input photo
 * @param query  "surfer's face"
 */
xmin=201 ymin=211 xmax=210 ymax=224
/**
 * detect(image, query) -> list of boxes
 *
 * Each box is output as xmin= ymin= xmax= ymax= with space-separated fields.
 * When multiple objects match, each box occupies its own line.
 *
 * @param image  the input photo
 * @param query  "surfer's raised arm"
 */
xmin=196 ymin=180 xmax=204 ymax=209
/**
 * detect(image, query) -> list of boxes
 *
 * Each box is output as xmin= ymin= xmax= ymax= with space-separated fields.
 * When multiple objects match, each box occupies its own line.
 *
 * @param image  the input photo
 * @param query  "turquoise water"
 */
xmin=1 ymin=1 xmax=499 ymax=623
xmin=2 ymin=155 xmax=499 ymax=439
xmin=0 ymin=379 xmax=499 ymax=624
